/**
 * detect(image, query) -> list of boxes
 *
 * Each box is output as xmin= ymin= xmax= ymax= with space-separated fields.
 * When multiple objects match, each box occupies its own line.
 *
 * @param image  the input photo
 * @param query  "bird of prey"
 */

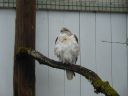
xmin=54 ymin=27 xmax=80 ymax=80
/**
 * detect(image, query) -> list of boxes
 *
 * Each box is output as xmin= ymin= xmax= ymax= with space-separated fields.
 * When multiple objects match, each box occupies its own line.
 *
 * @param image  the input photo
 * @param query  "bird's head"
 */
xmin=60 ymin=27 xmax=73 ymax=36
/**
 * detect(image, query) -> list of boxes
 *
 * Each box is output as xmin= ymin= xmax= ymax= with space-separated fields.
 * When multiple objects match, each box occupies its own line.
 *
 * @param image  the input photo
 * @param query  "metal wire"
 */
xmin=0 ymin=0 xmax=127 ymax=13
xmin=0 ymin=0 xmax=16 ymax=8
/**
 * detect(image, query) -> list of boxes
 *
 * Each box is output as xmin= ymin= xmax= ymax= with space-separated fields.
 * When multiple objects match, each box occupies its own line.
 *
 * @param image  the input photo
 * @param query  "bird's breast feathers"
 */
xmin=54 ymin=34 xmax=79 ymax=63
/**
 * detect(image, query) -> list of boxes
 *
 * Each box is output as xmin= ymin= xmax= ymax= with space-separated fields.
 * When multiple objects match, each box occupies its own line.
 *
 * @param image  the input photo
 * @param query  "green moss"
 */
xmin=92 ymin=80 xmax=119 ymax=96
xmin=16 ymin=47 xmax=31 ymax=55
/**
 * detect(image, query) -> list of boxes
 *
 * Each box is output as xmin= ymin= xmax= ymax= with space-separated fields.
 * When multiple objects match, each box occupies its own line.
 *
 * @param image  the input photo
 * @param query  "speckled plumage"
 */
xmin=54 ymin=27 xmax=80 ymax=80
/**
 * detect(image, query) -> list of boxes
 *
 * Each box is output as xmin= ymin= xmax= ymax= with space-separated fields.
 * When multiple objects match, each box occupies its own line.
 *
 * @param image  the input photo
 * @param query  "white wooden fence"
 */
xmin=0 ymin=9 xmax=128 ymax=96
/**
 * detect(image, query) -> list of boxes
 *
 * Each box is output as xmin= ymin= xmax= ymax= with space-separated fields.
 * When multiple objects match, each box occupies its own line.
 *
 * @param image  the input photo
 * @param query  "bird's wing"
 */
xmin=55 ymin=36 xmax=58 ymax=44
xmin=73 ymin=34 xmax=78 ymax=43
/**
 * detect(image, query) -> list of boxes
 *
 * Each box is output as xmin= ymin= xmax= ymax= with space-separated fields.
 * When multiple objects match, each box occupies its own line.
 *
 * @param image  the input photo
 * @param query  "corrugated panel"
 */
xmin=36 ymin=11 xmax=128 ymax=96
xmin=0 ymin=9 xmax=127 ymax=96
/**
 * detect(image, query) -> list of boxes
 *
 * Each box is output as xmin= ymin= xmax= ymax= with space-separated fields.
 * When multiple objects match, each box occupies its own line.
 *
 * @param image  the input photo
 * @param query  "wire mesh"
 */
xmin=0 ymin=0 xmax=16 ymax=8
xmin=0 ymin=0 xmax=127 ymax=13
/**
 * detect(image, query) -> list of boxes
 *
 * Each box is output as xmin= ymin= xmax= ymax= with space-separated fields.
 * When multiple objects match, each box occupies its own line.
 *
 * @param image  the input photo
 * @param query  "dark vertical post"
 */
xmin=13 ymin=0 xmax=36 ymax=96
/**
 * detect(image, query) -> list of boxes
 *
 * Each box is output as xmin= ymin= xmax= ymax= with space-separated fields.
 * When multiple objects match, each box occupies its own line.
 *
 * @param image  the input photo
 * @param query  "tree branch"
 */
xmin=16 ymin=47 xmax=119 ymax=96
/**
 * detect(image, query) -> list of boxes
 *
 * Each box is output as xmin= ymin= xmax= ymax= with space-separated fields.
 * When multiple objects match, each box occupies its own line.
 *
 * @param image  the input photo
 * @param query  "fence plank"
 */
xmin=48 ymin=11 xmax=65 ymax=96
xmin=111 ymin=14 xmax=127 ymax=96
xmin=80 ymin=12 xmax=97 ymax=96
xmin=63 ymin=12 xmax=80 ymax=96
xmin=0 ymin=10 xmax=15 ymax=96
xmin=96 ymin=13 xmax=112 ymax=84
xmin=36 ymin=11 xmax=49 ymax=96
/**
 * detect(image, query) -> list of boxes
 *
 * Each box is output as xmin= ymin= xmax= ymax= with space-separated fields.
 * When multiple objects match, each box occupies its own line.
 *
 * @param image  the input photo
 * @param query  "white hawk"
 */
xmin=54 ymin=27 xmax=80 ymax=80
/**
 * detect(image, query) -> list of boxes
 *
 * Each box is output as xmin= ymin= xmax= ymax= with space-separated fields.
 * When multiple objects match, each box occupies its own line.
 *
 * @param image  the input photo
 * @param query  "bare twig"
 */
xmin=16 ymin=47 xmax=119 ymax=96
xmin=102 ymin=40 xmax=127 ymax=45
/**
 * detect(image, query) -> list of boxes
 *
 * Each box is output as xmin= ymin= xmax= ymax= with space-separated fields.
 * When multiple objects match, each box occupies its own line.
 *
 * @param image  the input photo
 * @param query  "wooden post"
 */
xmin=13 ymin=0 xmax=36 ymax=96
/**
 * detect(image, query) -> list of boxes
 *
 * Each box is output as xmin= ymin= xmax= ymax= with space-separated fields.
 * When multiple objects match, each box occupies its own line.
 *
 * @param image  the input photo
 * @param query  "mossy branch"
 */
xmin=16 ymin=47 xmax=119 ymax=96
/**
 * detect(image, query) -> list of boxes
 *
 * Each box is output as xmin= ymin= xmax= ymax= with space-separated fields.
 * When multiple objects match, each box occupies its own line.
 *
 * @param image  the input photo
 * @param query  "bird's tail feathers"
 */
xmin=66 ymin=70 xmax=75 ymax=80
